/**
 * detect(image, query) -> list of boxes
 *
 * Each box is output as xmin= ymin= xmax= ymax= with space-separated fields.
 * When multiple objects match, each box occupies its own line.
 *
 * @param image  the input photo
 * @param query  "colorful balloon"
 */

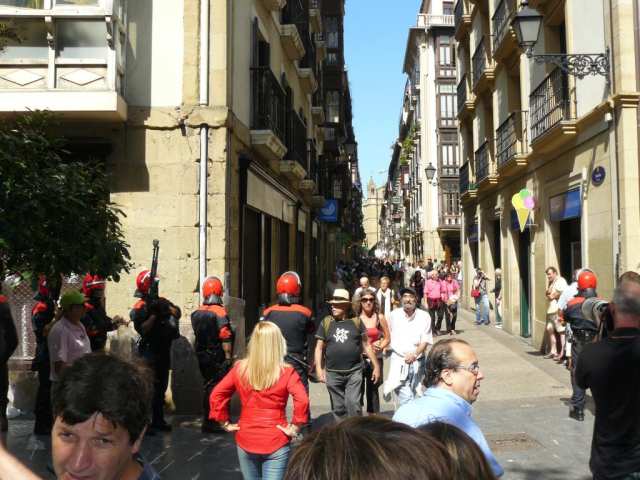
xmin=524 ymin=196 xmax=535 ymax=210
xmin=519 ymin=188 xmax=531 ymax=200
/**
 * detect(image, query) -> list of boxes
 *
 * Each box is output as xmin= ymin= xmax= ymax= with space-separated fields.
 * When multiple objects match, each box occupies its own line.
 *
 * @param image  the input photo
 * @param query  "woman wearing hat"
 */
xmin=314 ymin=289 xmax=380 ymax=420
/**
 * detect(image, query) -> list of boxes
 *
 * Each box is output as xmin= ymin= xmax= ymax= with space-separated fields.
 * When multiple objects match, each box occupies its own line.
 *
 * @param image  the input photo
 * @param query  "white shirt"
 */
xmin=48 ymin=317 xmax=91 ymax=381
xmin=547 ymin=276 xmax=568 ymax=314
xmin=388 ymin=307 xmax=433 ymax=357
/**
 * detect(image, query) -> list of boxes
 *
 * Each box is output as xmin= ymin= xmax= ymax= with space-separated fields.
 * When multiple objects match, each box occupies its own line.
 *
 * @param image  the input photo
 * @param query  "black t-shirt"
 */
xmin=262 ymin=304 xmax=313 ymax=356
xmin=575 ymin=328 xmax=640 ymax=479
xmin=316 ymin=317 xmax=366 ymax=372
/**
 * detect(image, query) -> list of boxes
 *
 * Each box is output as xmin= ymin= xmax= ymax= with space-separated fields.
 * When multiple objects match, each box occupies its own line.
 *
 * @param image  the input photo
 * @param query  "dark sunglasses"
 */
xmin=361 ymin=297 xmax=375 ymax=303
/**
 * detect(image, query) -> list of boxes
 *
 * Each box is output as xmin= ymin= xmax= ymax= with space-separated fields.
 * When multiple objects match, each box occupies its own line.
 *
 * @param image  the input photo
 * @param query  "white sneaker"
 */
xmin=495 ymin=324 xmax=503 ymax=329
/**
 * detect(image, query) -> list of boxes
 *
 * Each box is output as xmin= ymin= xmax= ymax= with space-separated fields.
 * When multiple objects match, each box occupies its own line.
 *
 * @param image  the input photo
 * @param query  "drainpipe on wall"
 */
xmin=198 ymin=0 xmax=210 ymax=300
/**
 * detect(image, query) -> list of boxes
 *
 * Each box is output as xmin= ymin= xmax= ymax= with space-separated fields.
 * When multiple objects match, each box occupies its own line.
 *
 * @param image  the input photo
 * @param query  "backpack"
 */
xmin=322 ymin=316 xmax=361 ymax=338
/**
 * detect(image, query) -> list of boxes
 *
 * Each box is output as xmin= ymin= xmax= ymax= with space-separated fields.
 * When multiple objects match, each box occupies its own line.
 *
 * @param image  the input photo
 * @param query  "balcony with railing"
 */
xmin=491 ymin=0 xmax=518 ymax=60
xmin=309 ymin=0 xmax=322 ymax=32
xmin=281 ymin=110 xmax=308 ymax=180
xmin=456 ymin=73 xmax=474 ymax=119
xmin=496 ymin=110 xmax=529 ymax=173
xmin=280 ymin=0 xmax=307 ymax=61
xmin=250 ymin=66 xmax=287 ymax=161
xmin=417 ymin=13 xmax=455 ymax=29
xmin=297 ymin=23 xmax=318 ymax=94
xmin=474 ymin=139 xmax=498 ymax=188
xmin=529 ymin=68 xmax=576 ymax=151
xmin=472 ymin=36 xmax=495 ymax=94
xmin=459 ymin=161 xmax=477 ymax=200
xmin=454 ymin=0 xmax=472 ymax=40
xmin=0 ymin=0 xmax=128 ymax=121
xmin=301 ymin=139 xmax=318 ymax=194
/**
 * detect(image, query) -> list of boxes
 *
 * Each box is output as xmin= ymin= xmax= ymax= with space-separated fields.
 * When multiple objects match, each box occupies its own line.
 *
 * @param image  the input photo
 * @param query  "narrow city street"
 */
xmin=5 ymin=308 xmax=593 ymax=480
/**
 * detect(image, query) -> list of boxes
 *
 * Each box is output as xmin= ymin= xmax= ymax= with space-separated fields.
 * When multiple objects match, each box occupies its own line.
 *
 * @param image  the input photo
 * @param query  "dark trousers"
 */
xmin=286 ymin=355 xmax=309 ymax=393
xmin=444 ymin=305 xmax=458 ymax=332
xmin=326 ymin=367 xmax=363 ymax=420
xmin=428 ymin=300 xmax=444 ymax=332
xmin=361 ymin=358 xmax=382 ymax=414
xmin=34 ymin=361 xmax=52 ymax=433
xmin=200 ymin=361 xmax=231 ymax=429
xmin=0 ymin=362 xmax=8 ymax=415
xmin=570 ymin=338 xmax=587 ymax=410
xmin=151 ymin=362 xmax=170 ymax=425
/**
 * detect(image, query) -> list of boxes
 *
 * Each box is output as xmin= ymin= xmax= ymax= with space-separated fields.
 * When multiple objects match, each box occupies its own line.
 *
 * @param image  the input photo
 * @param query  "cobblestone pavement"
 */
xmin=6 ymin=309 xmax=594 ymax=479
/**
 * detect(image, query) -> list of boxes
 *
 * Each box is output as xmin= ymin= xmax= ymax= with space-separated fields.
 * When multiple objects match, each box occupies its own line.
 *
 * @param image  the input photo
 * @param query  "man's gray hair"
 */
xmin=613 ymin=286 xmax=640 ymax=316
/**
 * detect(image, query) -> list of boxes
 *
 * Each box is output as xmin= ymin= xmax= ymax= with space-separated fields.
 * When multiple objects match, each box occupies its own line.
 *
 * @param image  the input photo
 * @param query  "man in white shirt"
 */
xmin=384 ymin=287 xmax=433 ymax=406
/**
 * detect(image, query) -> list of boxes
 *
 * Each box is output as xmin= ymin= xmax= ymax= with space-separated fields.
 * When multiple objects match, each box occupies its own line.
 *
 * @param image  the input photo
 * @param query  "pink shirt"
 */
xmin=424 ymin=279 xmax=443 ymax=300
xmin=48 ymin=317 xmax=91 ymax=381
xmin=441 ymin=280 xmax=460 ymax=302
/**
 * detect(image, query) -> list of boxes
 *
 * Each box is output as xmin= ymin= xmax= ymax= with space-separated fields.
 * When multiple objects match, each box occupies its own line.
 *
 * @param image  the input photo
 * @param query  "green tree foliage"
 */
xmin=0 ymin=113 xmax=132 ymax=281
xmin=0 ymin=21 xmax=20 ymax=53
xmin=399 ymin=122 xmax=419 ymax=166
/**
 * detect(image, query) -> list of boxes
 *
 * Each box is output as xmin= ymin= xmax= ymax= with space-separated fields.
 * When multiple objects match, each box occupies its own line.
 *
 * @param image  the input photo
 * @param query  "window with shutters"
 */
xmin=439 ymin=131 xmax=459 ymax=177
xmin=437 ymin=83 xmax=457 ymax=127
xmin=436 ymin=35 xmax=456 ymax=78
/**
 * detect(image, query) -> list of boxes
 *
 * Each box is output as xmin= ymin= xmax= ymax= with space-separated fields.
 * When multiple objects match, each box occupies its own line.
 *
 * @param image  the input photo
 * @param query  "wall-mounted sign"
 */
xmin=318 ymin=199 xmax=339 ymax=222
xmin=591 ymin=166 xmax=606 ymax=186
xmin=549 ymin=188 xmax=581 ymax=222
xmin=510 ymin=209 xmax=533 ymax=231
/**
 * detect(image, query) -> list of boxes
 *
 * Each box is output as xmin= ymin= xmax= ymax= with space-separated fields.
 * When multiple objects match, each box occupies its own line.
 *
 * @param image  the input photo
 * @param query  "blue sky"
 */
xmin=344 ymin=0 xmax=421 ymax=194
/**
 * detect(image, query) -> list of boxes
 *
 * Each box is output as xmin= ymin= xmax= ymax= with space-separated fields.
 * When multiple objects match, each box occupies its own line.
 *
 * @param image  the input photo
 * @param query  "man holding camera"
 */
xmin=576 ymin=272 xmax=640 ymax=480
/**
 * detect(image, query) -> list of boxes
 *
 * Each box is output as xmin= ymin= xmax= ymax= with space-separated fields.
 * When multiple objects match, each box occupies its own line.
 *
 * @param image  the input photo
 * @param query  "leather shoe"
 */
xmin=569 ymin=408 xmax=584 ymax=421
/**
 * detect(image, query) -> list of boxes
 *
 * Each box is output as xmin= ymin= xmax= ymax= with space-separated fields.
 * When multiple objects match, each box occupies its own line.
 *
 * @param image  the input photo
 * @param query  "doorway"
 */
xmin=518 ymin=229 xmax=531 ymax=338
xmin=559 ymin=217 xmax=581 ymax=280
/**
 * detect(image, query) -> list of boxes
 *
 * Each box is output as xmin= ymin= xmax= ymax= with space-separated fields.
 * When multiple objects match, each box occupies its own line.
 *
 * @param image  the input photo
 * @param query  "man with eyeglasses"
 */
xmin=393 ymin=338 xmax=503 ymax=478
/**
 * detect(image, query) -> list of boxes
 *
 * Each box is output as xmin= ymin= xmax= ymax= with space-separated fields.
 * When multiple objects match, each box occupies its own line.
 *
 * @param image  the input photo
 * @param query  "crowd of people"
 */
xmin=0 ymin=257 xmax=638 ymax=480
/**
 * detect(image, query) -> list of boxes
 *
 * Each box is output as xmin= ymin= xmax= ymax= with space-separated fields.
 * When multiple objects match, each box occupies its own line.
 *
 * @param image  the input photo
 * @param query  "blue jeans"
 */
xmin=237 ymin=445 xmax=290 ymax=480
xmin=394 ymin=358 xmax=426 ymax=406
xmin=475 ymin=294 xmax=490 ymax=324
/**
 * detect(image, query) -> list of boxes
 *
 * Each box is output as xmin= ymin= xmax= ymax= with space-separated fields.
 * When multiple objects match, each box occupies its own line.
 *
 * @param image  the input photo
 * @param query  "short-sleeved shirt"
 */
xmin=388 ymin=308 xmax=433 ymax=357
xmin=547 ymin=276 xmax=568 ymax=314
xmin=48 ymin=317 xmax=91 ymax=381
xmin=316 ymin=318 xmax=366 ymax=372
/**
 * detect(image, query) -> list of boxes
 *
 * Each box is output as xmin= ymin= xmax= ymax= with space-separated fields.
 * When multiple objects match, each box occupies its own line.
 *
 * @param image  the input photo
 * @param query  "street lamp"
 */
xmin=512 ymin=1 xmax=610 ymax=80
xmin=424 ymin=163 xmax=437 ymax=182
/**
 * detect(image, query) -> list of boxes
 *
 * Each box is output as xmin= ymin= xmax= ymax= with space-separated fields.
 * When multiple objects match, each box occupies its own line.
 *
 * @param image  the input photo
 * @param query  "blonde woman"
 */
xmin=210 ymin=321 xmax=309 ymax=480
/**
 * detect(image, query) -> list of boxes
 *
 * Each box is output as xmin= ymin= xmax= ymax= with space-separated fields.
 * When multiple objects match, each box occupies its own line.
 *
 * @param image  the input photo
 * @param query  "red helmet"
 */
xmin=276 ymin=271 xmax=302 ymax=296
xmin=82 ymin=273 xmax=106 ymax=297
xmin=578 ymin=270 xmax=597 ymax=291
xmin=37 ymin=275 xmax=49 ymax=297
xmin=202 ymin=276 xmax=223 ymax=304
xmin=135 ymin=270 xmax=156 ymax=296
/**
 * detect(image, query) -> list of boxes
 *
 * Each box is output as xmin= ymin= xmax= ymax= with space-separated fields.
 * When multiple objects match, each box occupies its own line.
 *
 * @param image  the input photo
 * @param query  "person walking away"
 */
xmin=441 ymin=272 xmax=460 ymax=335
xmin=130 ymin=269 xmax=181 ymax=433
xmin=262 ymin=271 xmax=314 ymax=391
xmin=384 ymin=287 xmax=433 ymax=406
xmin=560 ymin=270 xmax=598 ymax=421
xmin=575 ymin=273 xmax=640 ymax=480
xmin=425 ymin=271 xmax=444 ymax=335
xmin=472 ymin=270 xmax=490 ymax=325
xmin=410 ymin=270 xmax=425 ymax=307
xmin=357 ymin=293 xmax=390 ymax=414
xmin=544 ymin=267 xmax=568 ymax=360
xmin=210 ymin=321 xmax=309 ymax=480
xmin=314 ymin=289 xmax=380 ymax=420
xmin=31 ymin=275 xmax=59 ymax=435
xmin=491 ymin=269 xmax=502 ymax=328
xmin=376 ymin=275 xmax=398 ymax=316
xmin=47 ymin=291 xmax=91 ymax=388
xmin=324 ymin=272 xmax=344 ymax=301
xmin=393 ymin=338 xmax=503 ymax=477
xmin=0 ymin=285 xmax=18 ymax=431
xmin=80 ymin=274 xmax=120 ymax=352
xmin=191 ymin=275 xmax=233 ymax=433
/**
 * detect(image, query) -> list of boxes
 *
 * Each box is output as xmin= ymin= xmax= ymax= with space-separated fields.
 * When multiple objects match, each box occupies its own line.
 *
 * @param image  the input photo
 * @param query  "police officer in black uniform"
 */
xmin=561 ymin=270 xmax=598 ymax=421
xmin=130 ymin=269 xmax=181 ymax=433
xmin=80 ymin=274 xmax=120 ymax=352
xmin=31 ymin=275 xmax=59 ymax=435
xmin=0 ymin=282 xmax=18 ymax=431
xmin=261 ymin=271 xmax=314 ymax=391
xmin=191 ymin=276 xmax=233 ymax=433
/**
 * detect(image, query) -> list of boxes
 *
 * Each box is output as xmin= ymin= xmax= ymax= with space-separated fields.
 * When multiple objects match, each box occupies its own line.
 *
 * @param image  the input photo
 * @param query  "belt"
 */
xmin=573 ymin=330 xmax=597 ymax=341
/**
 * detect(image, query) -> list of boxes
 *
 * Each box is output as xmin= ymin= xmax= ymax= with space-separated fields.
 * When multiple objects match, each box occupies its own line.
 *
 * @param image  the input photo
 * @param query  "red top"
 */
xmin=209 ymin=363 xmax=309 ymax=455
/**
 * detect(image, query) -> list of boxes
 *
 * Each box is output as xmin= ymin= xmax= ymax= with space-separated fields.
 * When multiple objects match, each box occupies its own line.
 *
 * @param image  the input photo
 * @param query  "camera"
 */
xmin=581 ymin=298 xmax=613 ymax=333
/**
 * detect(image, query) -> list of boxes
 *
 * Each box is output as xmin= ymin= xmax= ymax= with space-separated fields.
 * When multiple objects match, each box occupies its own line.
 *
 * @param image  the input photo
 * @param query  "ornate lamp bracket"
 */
xmin=529 ymin=48 xmax=610 ymax=82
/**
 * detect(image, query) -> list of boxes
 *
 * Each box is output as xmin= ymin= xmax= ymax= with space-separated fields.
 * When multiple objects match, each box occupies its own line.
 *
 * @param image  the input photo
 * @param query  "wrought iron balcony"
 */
xmin=0 ymin=0 xmax=128 ymax=121
xmin=496 ymin=110 xmax=529 ymax=168
xmin=307 ymin=139 xmax=318 ymax=183
xmin=472 ymin=36 xmax=494 ymax=90
xmin=530 ymin=68 xmax=572 ymax=141
xmin=457 ymin=74 xmax=467 ymax=114
xmin=251 ymin=66 xmax=286 ymax=141
xmin=492 ymin=0 xmax=517 ymax=57
xmin=454 ymin=0 xmax=472 ymax=40
xmin=285 ymin=110 xmax=308 ymax=172
xmin=459 ymin=161 xmax=475 ymax=195
xmin=474 ymin=140 xmax=490 ymax=183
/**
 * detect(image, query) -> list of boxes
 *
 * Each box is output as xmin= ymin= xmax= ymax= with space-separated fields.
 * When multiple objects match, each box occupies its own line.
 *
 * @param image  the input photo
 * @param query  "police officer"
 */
xmin=0 ymin=284 xmax=18 ymax=432
xmin=31 ymin=275 xmax=59 ymax=435
xmin=80 ymin=274 xmax=121 ymax=352
xmin=191 ymin=276 xmax=233 ymax=433
xmin=561 ymin=270 xmax=598 ymax=421
xmin=262 ymin=271 xmax=314 ymax=390
xmin=130 ymin=270 xmax=181 ymax=433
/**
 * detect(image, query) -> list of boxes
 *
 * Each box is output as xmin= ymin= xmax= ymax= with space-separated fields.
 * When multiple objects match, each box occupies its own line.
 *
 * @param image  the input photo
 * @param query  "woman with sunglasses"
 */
xmin=358 ymin=294 xmax=390 ymax=414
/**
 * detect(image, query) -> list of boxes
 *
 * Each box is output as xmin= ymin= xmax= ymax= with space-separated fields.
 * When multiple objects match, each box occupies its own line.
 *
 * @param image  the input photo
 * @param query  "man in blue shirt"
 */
xmin=393 ymin=338 xmax=503 ymax=477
